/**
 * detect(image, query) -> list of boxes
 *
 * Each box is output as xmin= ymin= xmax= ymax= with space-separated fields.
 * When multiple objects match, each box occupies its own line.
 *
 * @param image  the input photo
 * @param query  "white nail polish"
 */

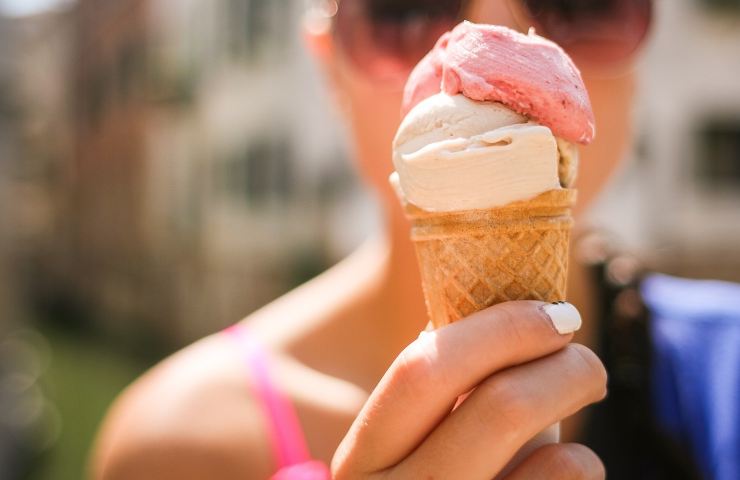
xmin=542 ymin=301 xmax=582 ymax=334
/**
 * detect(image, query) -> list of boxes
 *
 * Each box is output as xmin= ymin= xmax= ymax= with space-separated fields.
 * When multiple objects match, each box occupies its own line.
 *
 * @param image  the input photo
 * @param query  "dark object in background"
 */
xmin=579 ymin=232 xmax=702 ymax=480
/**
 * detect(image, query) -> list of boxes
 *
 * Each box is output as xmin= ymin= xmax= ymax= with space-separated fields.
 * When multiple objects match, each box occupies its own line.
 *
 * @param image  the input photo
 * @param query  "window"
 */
xmin=696 ymin=118 xmax=740 ymax=190
xmin=117 ymin=40 xmax=145 ymax=101
xmin=0 ymin=79 xmax=19 ymax=120
xmin=227 ymin=0 xmax=288 ymax=61
xmin=85 ymin=70 xmax=109 ymax=127
xmin=223 ymin=136 xmax=294 ymax=206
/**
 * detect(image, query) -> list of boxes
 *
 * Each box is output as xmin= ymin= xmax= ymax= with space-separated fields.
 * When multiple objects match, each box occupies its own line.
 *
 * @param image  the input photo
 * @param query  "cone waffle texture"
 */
xmin=404 ymin=189 xmax=576 ymax=328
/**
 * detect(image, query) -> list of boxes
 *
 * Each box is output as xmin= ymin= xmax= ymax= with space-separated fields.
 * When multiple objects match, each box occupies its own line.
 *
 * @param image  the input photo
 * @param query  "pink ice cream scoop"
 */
xmin=402 ymin=21 xmax=595 ymax=145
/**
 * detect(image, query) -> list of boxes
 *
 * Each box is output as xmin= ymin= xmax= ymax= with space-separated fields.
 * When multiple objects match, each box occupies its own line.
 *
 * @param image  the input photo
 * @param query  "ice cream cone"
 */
xmin=404 ymin=189 xmax=576 ymax=328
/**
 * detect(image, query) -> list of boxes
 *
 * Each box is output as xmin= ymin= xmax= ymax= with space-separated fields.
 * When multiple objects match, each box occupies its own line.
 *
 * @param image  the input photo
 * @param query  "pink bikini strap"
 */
xmin=224 ymin=324 xmax=311 ymax=469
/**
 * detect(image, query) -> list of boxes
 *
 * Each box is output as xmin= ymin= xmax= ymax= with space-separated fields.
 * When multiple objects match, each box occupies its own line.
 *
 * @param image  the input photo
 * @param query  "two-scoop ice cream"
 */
xmin=394 ymin=22 xmax=595 ymax=466
xmin=391 ymin=22 xmax=594 ymax=212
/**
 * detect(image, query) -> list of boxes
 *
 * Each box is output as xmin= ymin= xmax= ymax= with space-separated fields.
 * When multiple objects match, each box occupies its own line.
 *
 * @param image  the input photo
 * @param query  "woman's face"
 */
xmin=307 ymin=0 xmax=642 ymax=216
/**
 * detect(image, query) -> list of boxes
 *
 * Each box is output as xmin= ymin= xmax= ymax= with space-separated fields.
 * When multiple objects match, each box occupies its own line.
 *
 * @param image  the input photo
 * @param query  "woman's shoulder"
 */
xmin=90 ymin=333 xmax=276 ymax=479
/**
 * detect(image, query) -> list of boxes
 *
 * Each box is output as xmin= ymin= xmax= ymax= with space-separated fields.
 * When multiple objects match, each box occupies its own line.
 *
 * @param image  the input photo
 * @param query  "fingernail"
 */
xmin=542 ymin=301 xmax=582 ymax=334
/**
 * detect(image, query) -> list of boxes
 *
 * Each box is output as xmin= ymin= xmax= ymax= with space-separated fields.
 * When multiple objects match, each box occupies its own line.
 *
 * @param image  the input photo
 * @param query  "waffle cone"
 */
xmin=404 ymin=189 xmax=576 ymax=328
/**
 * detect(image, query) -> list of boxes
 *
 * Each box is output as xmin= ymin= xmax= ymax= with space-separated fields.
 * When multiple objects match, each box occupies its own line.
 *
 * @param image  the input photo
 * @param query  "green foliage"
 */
xmin=27 ymin=328 xmax=147 ymax=480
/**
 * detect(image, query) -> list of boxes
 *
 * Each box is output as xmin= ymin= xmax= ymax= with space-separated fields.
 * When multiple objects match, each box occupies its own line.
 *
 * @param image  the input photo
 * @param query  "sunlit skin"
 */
xmin=91 ymin=2 xmax=637 ymax=479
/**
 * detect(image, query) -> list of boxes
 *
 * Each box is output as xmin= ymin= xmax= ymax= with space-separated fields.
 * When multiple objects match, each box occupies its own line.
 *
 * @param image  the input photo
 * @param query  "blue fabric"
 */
xmin=641 ymin=273 xmax=740 ymax=480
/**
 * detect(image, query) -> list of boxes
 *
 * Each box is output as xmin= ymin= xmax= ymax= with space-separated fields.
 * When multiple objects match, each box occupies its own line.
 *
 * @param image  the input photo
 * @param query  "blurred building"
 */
xmin=9 ymin=5 xmax=75 ymax=325
xmin=14 ymin=0 xmax=375 ymax=346
xmin=588 ymin=0 xmax=740 ymax=281
xmin=2 ymin=3 xmax=77 ymax=344
xmin=0 ymin=12 xmax=20 ymax=329
xmin=67 ymin=0 xmax=377 ymax=343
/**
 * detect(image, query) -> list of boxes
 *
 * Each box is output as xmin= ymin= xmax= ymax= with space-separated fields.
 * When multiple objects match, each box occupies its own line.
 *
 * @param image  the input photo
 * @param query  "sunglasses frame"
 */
xmin=308 ymin=0 xmax=652 ymax=82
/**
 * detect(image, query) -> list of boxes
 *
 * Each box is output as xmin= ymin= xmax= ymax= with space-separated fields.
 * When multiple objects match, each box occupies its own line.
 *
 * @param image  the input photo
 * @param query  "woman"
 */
xmin=91 ymin=1 xmax=653 ymax=478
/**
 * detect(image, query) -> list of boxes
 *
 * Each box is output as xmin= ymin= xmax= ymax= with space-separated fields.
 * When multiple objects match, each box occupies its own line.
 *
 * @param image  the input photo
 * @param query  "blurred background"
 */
xmin=0 ymin=0 xmax=738 ymax=479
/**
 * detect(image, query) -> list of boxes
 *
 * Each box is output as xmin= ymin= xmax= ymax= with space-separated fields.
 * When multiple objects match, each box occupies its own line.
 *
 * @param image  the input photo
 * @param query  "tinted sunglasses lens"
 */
xmin=520 ymin=0 xmax=652 ymax=64
xmin=336 ymin=0 xmax=463 ymax=81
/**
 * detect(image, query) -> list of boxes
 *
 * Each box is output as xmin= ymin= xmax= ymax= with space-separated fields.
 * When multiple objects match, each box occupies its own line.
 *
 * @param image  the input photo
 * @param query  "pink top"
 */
xmin=225 ymin=325 xmax=330 ymax=480
xmin=402 ymin=21 xmax=595 ymax=145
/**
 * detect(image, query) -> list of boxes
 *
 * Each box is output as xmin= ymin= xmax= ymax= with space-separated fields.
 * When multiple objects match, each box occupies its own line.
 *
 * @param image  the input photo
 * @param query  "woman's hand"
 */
xmin=332 ymin=300 xmax=607 ymax=480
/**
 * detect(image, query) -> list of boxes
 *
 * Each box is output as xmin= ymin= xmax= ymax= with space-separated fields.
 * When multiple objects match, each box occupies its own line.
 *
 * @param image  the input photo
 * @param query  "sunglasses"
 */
xmin=313 ymin=0 xmax=653 ymax=83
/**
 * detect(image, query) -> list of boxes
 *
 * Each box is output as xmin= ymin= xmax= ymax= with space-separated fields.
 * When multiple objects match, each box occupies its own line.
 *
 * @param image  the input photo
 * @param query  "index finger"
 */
xmin=333 ymin=300 xmax=582 ymax=475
